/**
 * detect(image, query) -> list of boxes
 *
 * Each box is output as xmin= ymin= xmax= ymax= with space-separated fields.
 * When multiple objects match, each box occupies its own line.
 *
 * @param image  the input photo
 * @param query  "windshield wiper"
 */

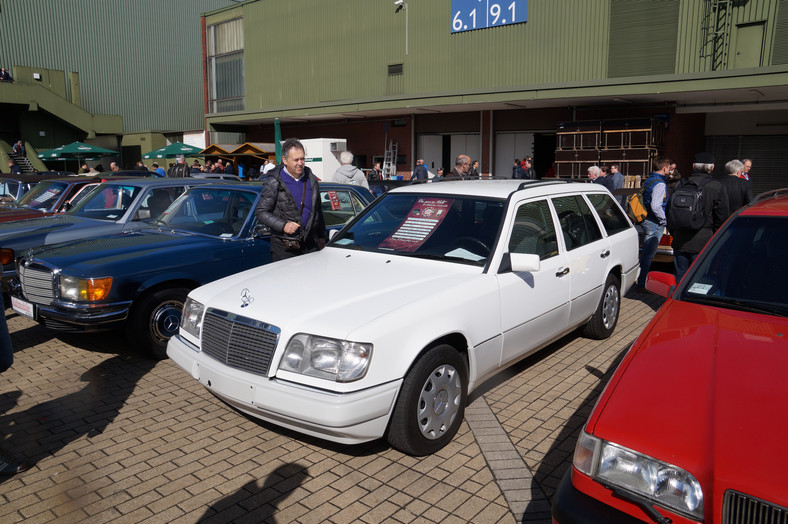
xmin=684 ymin=294 xmax=787 ymax=316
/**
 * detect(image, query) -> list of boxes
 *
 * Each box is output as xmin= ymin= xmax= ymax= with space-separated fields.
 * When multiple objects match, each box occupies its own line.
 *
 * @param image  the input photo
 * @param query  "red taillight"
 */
xmin=658 ymin=234 xmax=672 ymax=246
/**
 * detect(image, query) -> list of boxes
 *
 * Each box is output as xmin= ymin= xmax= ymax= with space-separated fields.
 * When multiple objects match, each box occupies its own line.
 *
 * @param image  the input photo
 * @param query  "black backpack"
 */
xmin=667 ymin=177 xmax=710 ymax=231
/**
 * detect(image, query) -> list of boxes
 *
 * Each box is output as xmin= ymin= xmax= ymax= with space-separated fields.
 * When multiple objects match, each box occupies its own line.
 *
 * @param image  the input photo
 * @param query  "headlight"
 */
xmin=573 ymin=431 xmax=703 ymax=520
xmin=279 ymin=334 xmax=372 ymax=382
xmin=59 ymin=275 xmax=112 ymax=302
xmin=180 ymin=297 xmax=204 ymax=339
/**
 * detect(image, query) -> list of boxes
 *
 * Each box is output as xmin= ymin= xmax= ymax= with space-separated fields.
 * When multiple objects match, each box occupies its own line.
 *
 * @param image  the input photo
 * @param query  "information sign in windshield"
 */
xmin=379 ymin=198 xmax=454 ymax=252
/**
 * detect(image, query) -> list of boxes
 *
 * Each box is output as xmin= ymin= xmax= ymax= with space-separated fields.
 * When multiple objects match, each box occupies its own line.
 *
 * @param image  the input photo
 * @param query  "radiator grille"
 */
xmin=723 ymin=490 xmax=788 ymax=524
xmin=18 ymin=263 xmax=55 ymax=305
xmin=201 ymin=308 xmax=279 ymax=377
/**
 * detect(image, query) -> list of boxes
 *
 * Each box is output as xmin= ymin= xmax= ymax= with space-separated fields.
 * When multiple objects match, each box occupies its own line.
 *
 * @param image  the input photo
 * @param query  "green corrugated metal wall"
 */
xmin=608 ymin=0 xmax=679 ymax=77
xmin=231 ymin=0 xmax=613 ymax=112
xmin=0 ymin=0 xmax=236 ymax=133
xmin=206 ymin=0 xmax=788 ymax=116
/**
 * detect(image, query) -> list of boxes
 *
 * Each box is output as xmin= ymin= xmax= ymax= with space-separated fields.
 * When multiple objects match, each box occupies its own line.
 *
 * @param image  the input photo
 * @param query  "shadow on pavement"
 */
xmin=520 ymin=341 xmax=632 ymax=521
xmin=0 ymin=354 xmax=156 ymax=483
xmin=198 ymin=462 xmax=309 ymax=523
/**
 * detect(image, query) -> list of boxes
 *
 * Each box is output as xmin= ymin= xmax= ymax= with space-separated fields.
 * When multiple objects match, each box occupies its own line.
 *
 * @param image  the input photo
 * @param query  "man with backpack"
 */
xmin=668 ymin=152 xmax=728 ymax=282
xmin=637 ymin=158 xmax=671 ymax=290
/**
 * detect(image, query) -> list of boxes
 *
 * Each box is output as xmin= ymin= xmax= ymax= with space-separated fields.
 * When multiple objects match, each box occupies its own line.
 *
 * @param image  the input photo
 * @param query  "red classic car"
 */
xmin=0 ymin=175 xmax=100 ymax=222
xmin=553 ymin=189 xmax=788 ymax=523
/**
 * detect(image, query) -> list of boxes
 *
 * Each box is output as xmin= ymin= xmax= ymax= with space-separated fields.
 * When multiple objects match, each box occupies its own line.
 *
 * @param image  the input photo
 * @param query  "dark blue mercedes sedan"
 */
xmin=10 ymin=182 xmax=374 ymax=358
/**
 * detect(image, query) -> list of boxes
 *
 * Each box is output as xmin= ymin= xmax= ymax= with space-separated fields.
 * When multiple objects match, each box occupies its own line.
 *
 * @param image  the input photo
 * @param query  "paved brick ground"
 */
xmin=0 ymin=289 xmax=664 ymax=523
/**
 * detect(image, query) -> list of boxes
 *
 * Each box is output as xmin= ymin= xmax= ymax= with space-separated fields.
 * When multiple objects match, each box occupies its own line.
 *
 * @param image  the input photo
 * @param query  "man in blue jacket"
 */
xmin=637 ymin=158 xmax=670 ymax=289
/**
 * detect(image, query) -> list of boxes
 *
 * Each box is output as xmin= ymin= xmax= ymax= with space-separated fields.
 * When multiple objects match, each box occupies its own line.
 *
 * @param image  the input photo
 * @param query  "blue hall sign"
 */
xmin=451 ymin=0 xmax=528 ymax=33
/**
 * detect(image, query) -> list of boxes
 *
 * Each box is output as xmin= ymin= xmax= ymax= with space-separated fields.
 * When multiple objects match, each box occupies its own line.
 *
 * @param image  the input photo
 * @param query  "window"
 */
xmin=321 ymin=190 xmax=366 ymax=227
xmin=586 ymin=193 xmax=630 ymax=236
xmin=508 ymin=200 xmax=558 ymax=260
xmin=552 ymin=195 xmax=603 ymax=250
xmin=207 ymin=18 xmax=244 ymax=113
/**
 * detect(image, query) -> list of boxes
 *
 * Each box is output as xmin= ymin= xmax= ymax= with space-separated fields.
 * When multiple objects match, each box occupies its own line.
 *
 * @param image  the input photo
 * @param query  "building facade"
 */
xmin=203 ymin=0 xmax=788 ymax=192
xmin=0 ymin=0 xmax=237 ymax=170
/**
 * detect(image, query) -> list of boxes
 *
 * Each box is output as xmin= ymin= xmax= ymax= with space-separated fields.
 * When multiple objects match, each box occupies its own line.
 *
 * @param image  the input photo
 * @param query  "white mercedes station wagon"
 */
xmin=168 ymin=180 xmax=639 ymax=455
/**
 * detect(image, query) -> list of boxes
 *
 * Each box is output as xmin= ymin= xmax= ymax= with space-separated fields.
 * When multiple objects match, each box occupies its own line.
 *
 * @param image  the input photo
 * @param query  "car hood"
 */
xmin=25 ymin=229 xmax=223 ymax=272
xmin=0 ymin=214 xmax=88 ymax=243
xmin=0 ymin=207 xmax=48 ymax=222
xmin=190 ymin=247 xmax=481 ymax=340
xmin=591 ymin=299 xmax=788 ymax=508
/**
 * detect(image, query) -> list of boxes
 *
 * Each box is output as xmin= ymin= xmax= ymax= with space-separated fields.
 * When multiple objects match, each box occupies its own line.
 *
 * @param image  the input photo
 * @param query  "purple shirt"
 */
xmin=281 ymin=168 xmax=313 ymax=226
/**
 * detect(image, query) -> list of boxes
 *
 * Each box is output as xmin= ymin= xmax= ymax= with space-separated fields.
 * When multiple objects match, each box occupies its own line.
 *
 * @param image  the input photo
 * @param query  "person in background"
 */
xmin=670 ymin=152 xmax=729 ymax=282
xmin=637 ymin=158 xmax=670 ymax=290
xmin=332 ymin=151 xmax=370 ymax=188
xmin=190 ymin=160 xmax=202 ymax=174
xmin=151 ymin=162 xmax=166 ymax=177
xmin=468 ymin=160 xmax=480 ymax=178
xmin=609 ymin=163 xmax=625 ymax=190
xmin=432 ymin=167 xmax=445 ymax=182
xmin=0 ymin=309 xmax=29 ymax=476
xmin=448 ymin=154 xmax=471 ymax=180
xmin=263 ymin=158 xmax=277 ymax=175
xmin=109 ymin=161 xmax=120 ymax=172
xmin=411 ymin=158 xmax=428 ymax=181
xmin=0 ymin=67 xmax=13 ymax=82
xmin=12 ymin=141 xmax=25 ymax=156
xmin=167 ymin=156 xmax=189 ymax=177
xmin=223 ymin=160 xmax=235 ymax=175
xmin=512 ymin=159 xmax=527 ymax=179
xmin=134 ymin=161 xmax=148 ymax=171
xmin=8 ymin=161 xmax=21 ymax=174
xmin=741 ymin=158 xmax=752 ymax=181
xmin=78 ymin=163 xmax=89 ymax=174
xmin=719 ymin=159 xmax=753 ymax=220
xmin=368 ymin=161 xmax=382 ymax=182
xmin=523 ymin=158 xmax=536 ymax=180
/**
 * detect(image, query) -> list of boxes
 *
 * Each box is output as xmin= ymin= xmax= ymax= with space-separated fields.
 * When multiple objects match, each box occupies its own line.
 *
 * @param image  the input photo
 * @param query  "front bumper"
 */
xmin=167 ymin=334 xmax=402 ymax=445
xmin=552 ymin=468 xmax=646 ymax=524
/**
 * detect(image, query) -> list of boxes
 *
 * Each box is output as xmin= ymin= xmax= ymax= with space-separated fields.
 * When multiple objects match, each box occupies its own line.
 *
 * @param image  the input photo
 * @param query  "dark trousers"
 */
xmin=673 ymin=251 xmax=697 ymax=284
xmin=0 ymin=309 xmax=13 ymax=373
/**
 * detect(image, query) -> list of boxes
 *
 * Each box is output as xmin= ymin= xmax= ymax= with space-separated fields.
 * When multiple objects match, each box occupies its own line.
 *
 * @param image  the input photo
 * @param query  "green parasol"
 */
xmin=142 ymin=142 xmax=204 ymax=159
xmin=37 ymin=141 xmax=118 ymax=160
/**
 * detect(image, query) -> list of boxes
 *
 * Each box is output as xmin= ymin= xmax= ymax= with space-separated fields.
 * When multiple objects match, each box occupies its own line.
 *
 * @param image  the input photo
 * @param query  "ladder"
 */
xmin=382 ymin=140 xmax=398 ymax=179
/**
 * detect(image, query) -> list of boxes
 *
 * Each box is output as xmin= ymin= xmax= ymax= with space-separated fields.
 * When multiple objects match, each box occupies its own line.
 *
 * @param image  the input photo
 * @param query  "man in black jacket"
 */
xmin=255 ymin=138 xmax=326 ymax=261
xmin=670 ymin=152 xmax=729 ymax=282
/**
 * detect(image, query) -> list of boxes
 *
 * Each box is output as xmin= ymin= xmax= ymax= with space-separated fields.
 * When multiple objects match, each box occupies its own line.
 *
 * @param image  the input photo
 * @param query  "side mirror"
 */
xmin=645 ymin=271 xmax=676 ymax=298
xmin=328 ymin=229 xmax=338 ymax=241
xmin=510 ymin=253 xmax=541 ymax=273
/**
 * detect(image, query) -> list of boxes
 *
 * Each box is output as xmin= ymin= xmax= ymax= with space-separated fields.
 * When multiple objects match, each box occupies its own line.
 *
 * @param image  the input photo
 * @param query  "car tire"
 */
xmin=582 ymin=273 xmax=620 ymax=340
xmin=387 ymin=344 xmax=467 ymax=456
xmin=127 ymin=287 xmax=190 ymax=360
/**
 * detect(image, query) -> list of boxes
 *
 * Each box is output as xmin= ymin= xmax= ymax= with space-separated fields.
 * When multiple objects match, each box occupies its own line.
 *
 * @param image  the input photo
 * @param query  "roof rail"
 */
xmin=516 ymin=179 xmax=578 ymax=191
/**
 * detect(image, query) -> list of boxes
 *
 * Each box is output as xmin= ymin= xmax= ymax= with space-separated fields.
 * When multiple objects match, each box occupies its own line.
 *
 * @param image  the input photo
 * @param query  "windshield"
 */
xmin=0 ymin=180 xmax=21 ymax=202
xmin=331 ymin=193 xmax=505 ymax=266
xmin=679 ymin=216 xmax=788 ymax=317
xmin=16 ymin=180 xmax=69 ymax=211
xmin=156 ymin=187 xmax=256 ymax=237
xmin=69 ymin=184 xmax=142 ymax=220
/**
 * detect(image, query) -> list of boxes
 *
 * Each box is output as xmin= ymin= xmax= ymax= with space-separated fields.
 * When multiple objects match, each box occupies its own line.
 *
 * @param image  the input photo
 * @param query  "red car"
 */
xmin=553 ymin=189 xmax=788 ymax=523
xmin=0 ymin=175 xmax=101 ymax=222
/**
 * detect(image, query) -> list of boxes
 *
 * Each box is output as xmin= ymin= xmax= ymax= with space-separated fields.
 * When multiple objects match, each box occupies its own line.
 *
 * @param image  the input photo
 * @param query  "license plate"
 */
xmin=11 ymin=296 xmax=35 ymax=319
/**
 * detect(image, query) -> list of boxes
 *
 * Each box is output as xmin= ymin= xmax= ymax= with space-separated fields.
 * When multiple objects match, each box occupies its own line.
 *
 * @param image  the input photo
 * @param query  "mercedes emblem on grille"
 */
xmin=240 ymin=288 xmax=254 ymax=308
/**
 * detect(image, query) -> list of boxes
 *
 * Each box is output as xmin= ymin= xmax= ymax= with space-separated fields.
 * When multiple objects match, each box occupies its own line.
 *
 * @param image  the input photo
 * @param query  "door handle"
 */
xmin=600 ymin=250 xmax=611 ymax=258
xmin=555 ymin=267 xmax=570 ymax=277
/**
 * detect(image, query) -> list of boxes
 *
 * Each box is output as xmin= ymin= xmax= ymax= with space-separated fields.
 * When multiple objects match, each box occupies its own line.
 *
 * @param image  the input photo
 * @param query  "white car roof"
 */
xmin=389 ymin=179 xmax=605 ymax=199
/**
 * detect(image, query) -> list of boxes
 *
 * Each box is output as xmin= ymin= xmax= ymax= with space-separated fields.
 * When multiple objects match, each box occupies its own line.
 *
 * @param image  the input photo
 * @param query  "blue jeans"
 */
xmin=638 ymin=219 xmax=664 ymax=287
xmin=674 ymin=251 xmax=697 ymax=284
